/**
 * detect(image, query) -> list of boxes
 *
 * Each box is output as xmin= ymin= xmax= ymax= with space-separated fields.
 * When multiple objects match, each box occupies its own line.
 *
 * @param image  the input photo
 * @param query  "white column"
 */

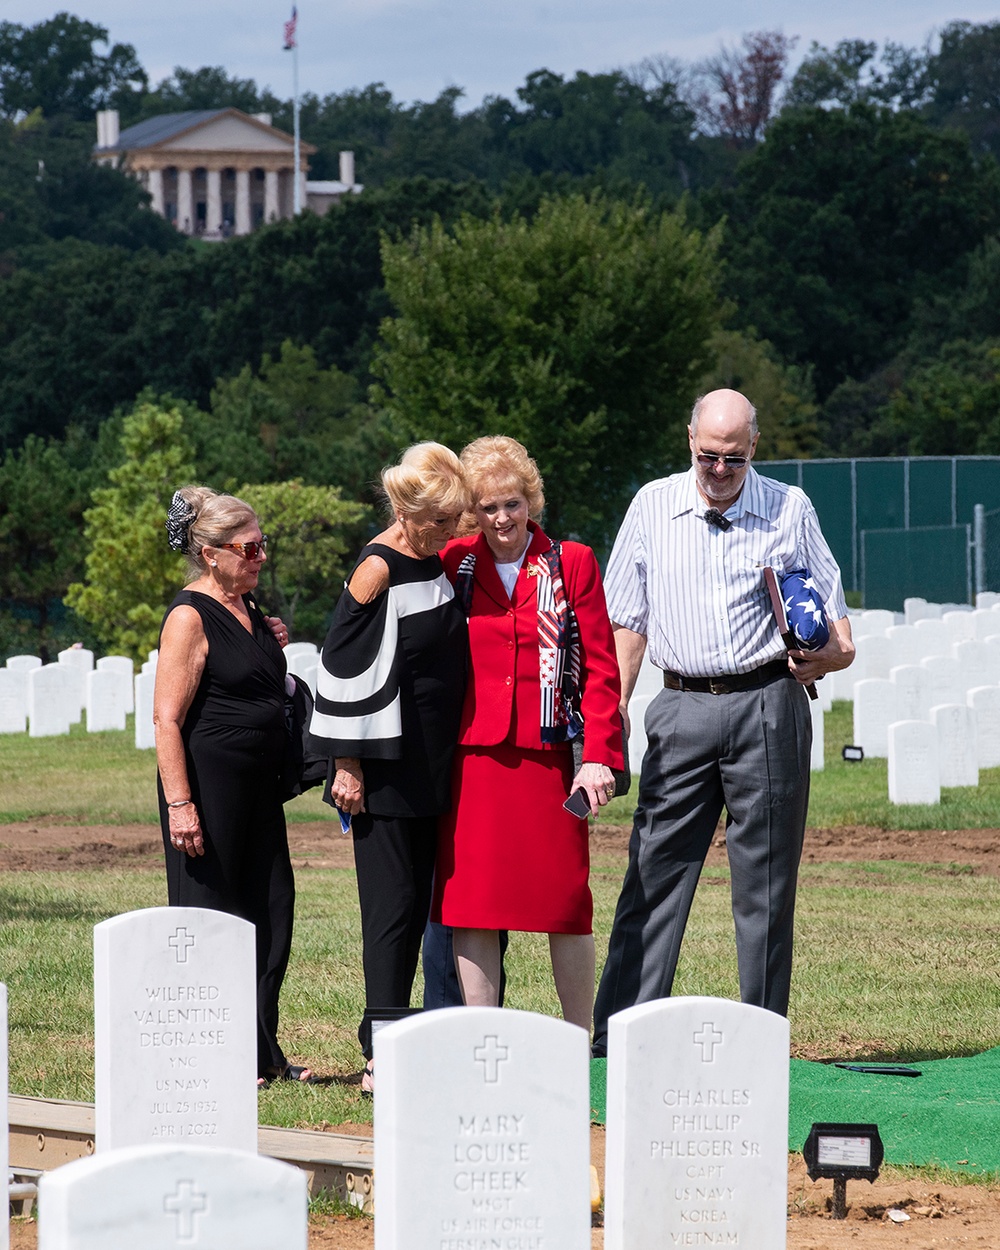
xmin=235 ymin=168 xmax=252 ymax=235
xmin=264 ymin=169 xmax=280 ymax=222
xmin=177 ymin=168 xmax=194 ymax=234
xmin=147 ymin=167 xmax=165 ymax=217
xmin=206 ymin=167 xmax=222 ymax=237
xmin=298 ymin=167 xmax=308 ymax=215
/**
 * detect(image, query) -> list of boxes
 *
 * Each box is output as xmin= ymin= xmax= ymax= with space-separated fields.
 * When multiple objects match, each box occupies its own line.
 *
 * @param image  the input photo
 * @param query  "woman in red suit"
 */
xmin=431 ymin=436 xmax=623 ymax=1031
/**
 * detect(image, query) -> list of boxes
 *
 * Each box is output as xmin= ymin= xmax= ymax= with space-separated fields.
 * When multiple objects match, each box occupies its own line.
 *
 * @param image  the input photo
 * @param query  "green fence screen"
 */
xmin=757 ymin=457 xmax=1000 ymax=607
xmin=861 ymin=526 xmax=971 ymax=610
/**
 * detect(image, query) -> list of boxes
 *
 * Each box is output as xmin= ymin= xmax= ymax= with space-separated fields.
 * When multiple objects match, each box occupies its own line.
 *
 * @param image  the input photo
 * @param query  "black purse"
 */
xmin=280 ymin=674 xmax=329 ymax=801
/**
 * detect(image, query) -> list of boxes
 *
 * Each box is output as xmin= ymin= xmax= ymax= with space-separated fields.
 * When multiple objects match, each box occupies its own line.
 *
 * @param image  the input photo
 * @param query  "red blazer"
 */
xmin=442 ymin=523 xmax=624 ymax=766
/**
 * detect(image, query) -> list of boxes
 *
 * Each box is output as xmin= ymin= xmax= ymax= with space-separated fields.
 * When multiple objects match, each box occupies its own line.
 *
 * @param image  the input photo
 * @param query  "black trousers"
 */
xmin=593 ymin=675 xmax=811 ymax=1056
xmin=352 ymin=811 xmax=438 ymax=1058
xmin=159 ymin=745 xmax=294 ymax=1078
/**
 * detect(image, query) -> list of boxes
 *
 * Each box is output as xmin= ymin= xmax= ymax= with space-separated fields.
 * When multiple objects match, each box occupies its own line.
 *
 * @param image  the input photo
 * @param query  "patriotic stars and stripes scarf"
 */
xmin=453 ymin=540 xmax=582 ymax=745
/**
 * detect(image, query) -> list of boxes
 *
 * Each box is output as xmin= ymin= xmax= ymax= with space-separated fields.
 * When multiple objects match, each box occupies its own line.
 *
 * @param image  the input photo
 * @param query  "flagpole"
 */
xmin=293 ymin=19 xmax=301 ymax=215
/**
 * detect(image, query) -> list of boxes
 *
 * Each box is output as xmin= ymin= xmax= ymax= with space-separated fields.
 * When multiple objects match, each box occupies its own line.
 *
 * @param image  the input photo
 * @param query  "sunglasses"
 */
xmin=695 ymin=453 xmax=750 ymax=469
xmin=219 ymin=535 xmax=268 ymax=560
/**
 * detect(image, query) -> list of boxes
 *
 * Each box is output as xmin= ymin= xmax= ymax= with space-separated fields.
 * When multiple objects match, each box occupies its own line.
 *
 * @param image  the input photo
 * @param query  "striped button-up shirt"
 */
xmin=604 ymin=467 xmax=848 ymax=677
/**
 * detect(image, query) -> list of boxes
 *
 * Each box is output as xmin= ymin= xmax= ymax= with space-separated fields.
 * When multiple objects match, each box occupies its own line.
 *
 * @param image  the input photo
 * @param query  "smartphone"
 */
xmin=562 ymin=788 xmax=592 ymax=819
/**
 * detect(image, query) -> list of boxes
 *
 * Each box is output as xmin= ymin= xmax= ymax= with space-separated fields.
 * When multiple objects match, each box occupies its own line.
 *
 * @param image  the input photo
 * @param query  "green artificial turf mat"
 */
xmin=591 ymin=1047 xmax=1000 ymax=1177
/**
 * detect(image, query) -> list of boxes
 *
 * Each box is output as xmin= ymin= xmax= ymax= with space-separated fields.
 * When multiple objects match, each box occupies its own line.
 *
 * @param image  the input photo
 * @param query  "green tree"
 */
xmin=926 ymin=21 xmax=1000 ymax=157
xmin=873 ymin=339 xmax=1000 ymax=456
xmin=784 ymin=39 xmax=929 ymax=111
xmin=0 ymin=13 xmax=146 ymax=121
xmin=716 ymin=104 xmax=1000 ymax=397
xmin=0 ymin=430 xmax=96 ymax=659
xmin=372 ymin=193 xmax=721 ymax=545
xmin=239 ymin=480 xmax=366 ymax=639
xmin=65 ymin=401 xmax=197 ymax=661
xmin=195 ymin=340 xmax=402 ymax=509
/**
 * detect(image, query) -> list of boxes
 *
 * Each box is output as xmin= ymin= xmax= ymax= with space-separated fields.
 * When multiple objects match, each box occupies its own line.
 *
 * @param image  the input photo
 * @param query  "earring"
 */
xmin=210 ymin=560 xmax=217 ymax=567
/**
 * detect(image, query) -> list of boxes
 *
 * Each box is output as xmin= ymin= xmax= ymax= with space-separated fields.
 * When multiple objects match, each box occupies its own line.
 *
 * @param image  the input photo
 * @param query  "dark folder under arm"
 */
xmin=762 ymin=565 xmax=818 ymax=702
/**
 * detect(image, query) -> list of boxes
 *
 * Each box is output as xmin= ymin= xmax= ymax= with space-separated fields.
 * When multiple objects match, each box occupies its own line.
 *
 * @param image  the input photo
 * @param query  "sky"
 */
xmin=3 ymin=2 xmax=999 ymax=107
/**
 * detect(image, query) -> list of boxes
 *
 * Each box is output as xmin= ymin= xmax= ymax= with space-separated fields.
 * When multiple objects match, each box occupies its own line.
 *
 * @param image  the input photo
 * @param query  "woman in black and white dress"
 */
xmin=308 ymin=443 xmax=469 ymax=1091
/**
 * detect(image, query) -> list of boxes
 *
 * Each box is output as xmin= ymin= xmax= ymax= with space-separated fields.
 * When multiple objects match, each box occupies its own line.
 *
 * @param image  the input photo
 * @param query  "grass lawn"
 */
xmin=2 ymin=702 xmax=999 ymax=1131
xmin=3 ymin=854 xmax=1000 ymax=1128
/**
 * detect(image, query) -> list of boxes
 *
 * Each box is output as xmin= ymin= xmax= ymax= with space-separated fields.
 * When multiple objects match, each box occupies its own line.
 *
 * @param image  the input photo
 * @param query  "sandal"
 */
xmin=360 ymin=1060 xmax=374 ymax=1097
xmin=258 ymin=1063 xmax=316 ymax=1088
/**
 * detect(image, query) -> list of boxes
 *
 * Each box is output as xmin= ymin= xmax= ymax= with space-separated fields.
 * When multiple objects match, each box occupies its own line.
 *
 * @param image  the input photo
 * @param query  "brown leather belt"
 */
xmin=663 ymin=657 xmax=790 ymax=695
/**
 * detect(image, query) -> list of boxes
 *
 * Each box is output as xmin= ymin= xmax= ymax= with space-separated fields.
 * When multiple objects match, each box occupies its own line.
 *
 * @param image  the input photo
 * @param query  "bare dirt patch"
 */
xmin=5 ymin=818 xmax=1000 ymax=876
xmin=12 ymin=1134 xmax=1000 ymax=1249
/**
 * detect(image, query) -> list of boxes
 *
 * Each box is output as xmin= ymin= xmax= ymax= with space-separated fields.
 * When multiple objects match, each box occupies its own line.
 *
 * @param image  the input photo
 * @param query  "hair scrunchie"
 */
xmin=165 ymin=490 xmax=196 ymax=553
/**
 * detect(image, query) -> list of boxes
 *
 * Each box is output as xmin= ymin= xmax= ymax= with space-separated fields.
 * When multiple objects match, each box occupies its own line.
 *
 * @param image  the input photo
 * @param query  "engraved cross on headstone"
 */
xmin=163 ymin=1178 xmax=208 ymax=1241
xmin=168 ymin=927 xmax=196 ymax=964
xmin=692 ymin=1022 xmax=723 ymax=1062
xmin=474 ymin=1035 xmax=509 ymax=1083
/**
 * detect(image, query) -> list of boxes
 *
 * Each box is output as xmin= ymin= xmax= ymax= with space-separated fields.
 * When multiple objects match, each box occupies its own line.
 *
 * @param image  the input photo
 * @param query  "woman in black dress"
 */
xmin=154 ymin=485 xmax=311 ymax=1086
xmin=308 ymin=443 xmax=469 ymax=1092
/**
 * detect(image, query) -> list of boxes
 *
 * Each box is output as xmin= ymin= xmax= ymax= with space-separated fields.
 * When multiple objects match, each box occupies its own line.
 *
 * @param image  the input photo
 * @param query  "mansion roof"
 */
xmin=93 ymin=108 xmax=316 ymax=159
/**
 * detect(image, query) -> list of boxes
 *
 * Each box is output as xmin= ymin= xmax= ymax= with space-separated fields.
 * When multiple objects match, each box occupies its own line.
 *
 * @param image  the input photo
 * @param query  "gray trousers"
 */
xmin=592 ymin=674 xmax=811 ymax=1055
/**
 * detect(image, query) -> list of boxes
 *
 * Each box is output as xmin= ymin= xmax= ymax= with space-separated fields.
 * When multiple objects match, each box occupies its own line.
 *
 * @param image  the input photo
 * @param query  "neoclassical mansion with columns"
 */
xmin=93 ymin=108 xmax=361 ymax=239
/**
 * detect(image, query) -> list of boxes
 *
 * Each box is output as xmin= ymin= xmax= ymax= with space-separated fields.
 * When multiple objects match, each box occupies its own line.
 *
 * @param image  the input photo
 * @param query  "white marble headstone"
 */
xmin=6 ymin=653 xmax=42 ymax=672
xmin=858 ymin=608 xmax=895 ymax=636
xmin=853 ymin=678 xmax=896 ymax=758
xmin=60 ymin=663 xmax=84 ymax=724
xmin=135 ymin=669 xmax=156 ymax=750
xmin=97 ymin=655 xmax=135 ymax=712
xmin=983 ymin=637 xmax=1000 ymax=686
xmin=921 ymin=655 xmax=962 ymax=709
xmin=827 ymin=666 xmax=855 ymax=702
xmin=0 ymin=668 xmax=27 ymax=733
xmin=58 ymin=646 xmax=95 ymax=672
xmin=885 ymin=625 xmax=926 ymax=668
xmin=932 ymin=704 xmax=978 ymax=788
xmin=37 ymin=1145 xmax=307 ymax=1250
xmin=94 ymin=907 xmax=257 ymax=1153
xmin=604 ymin=997 xmax=789 ymax=1250
xmin=904 ymin=597 xmax=941 ymax=624
xmin=854 ymin=634 xmax=892 ymax=681
xmin=943 ymin=609 xmax=976 ymax=644
xmin=912 ymin=618 xmax=949 ymax=658
xmin=628 ymin=694 xmax=652 ymax=777
xmin=86 ymin=669 xmax=128 ymax=733
xmin=27 ymin=663 xmax=72 ymax=737
xmin=374 ymin=1007 xmax=590 ymax=1250
xmin=967 ymin=687 xmax=1000 ymax=769
xmin=888 ymin=721 xmax=940 ymax=805
xmin=971 ymin=609 xmax=999 ymax=641
xmin=952 ymin=640 xmax=991 ymax=695
xmin=890 ymin=664 xmax=931 ymax=723
xmin=975 ymin=591 xmax=1000 ymax=609
xmin=809 ymin=696 xmax=824 ymax=771
xmin=283 ymin=641 xmax=318 ymax=664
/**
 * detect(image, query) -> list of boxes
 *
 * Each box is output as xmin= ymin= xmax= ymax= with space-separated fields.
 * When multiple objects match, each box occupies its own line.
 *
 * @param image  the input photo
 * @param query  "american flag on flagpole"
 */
xmin=283 ymin=6 xmax=298 ymax=50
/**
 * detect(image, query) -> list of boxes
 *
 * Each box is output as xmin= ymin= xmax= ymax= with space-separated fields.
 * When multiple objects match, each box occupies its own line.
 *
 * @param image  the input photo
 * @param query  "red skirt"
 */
xmin=432 ymin=742 xmax=592 ymax=934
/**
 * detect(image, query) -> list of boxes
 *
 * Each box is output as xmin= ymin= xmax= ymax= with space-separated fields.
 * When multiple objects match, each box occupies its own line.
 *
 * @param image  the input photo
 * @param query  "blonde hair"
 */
xmin=460 ymin=436 xmax=545 ymax=520
xmin=174 ymin=485 xmax=258 ymax=580
xmin=380 ymin=442 xmax=470 ymax=518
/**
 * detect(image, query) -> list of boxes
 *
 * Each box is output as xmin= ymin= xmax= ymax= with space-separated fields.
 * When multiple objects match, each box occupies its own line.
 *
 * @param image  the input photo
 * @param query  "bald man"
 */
xmin=592 ymin=389 xmax=854 ymax=1054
